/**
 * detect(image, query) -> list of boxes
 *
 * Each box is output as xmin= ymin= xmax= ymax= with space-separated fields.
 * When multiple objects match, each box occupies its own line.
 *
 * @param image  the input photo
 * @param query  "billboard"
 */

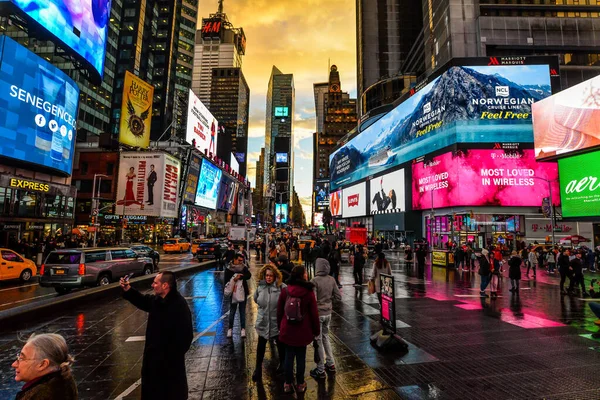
xmin=411 ymin=148 xmax=560 ymax=210
xmin=201 ymin=18 xmax=222 ymax=38
xmin=342 ymin=182 xmax=366 ymax=218
xmin=183 ymin=154 xmax=201 ymax=203
xmin=275 ymin=203 xmax=288 ymax=224
xmin=119 ymin=71 xmax=153 ymax=148
xmin=330 ymin=63 xmax=552 ymax=189
xmin=0 ymin=36 xmax=79 ymax=176
xmin=370 ymin=169 xmax=405 ymax=214
xmin=533 ymin=75 xmax=600 ymax=160
xmin=276 ymin=153 xmax=288 ymax=163
xmin=186 ymin=90 xmax=218 ymax=155
xmin=329 ymin=189 xmax=342 ymax=216
xmin=217 ymin=176 xmax=236 ymax=211
xmin=230 ymin=153 xmax=239 ymax=174
xmin=195 ymin=159 xmax=222 ymax=209
xmin=558 ymin=151 xmax=600 ymax=217
xmin=1 ymin=0 xmax=111 ymax=81
xmin=275 ymin=106 xmax=289 ymax=117
xmin=116 ymin=152 xmax=181 ymax=218
xmin=313 ymin=212 xmax=323 ymax=227
xmin=314 ymin=179 xmax=330 ymax=211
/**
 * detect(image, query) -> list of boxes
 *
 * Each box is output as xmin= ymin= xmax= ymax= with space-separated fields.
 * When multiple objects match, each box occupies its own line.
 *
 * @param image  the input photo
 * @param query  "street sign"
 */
xmin=245 ymin=217 xmax=251 ymax=224
xmin=92 ymin=209 xmax=99 ymax=216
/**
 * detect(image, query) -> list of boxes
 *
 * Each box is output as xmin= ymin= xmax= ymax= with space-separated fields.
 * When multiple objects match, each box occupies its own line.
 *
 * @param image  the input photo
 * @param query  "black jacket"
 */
xmin=478 ymin=256 xmax=491 ymax=276
xmin=570 ymin=257 xmax=583 ymax=275
xmin=416 ymin=248 xmax=427 ymax=263
xmin=558 ymin=254 xmax=570 ymax=272
xmin=123 ymin=288 xmax=193 ymax=400
xmin=354 ymin=252 xmax=366 ymax=268
xmin=15 ymin=370 xmax=77 ymax=400
xmin=508 ymin=255 xmax=522 ymax=280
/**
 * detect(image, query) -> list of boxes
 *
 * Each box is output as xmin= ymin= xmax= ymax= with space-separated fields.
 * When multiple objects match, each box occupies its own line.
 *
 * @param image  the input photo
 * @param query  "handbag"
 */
xmin=368 ymin=279 xmax=376 ymax=295
xmin=224 ymin=277 xmax=235 ymax=298
xmin=232 ymin=279 xmax=245 ymax=304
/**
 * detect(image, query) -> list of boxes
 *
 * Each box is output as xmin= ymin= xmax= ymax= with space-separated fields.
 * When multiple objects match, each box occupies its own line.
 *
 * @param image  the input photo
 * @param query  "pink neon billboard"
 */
xmin=412 ymin=148 xmax=560 ymax=209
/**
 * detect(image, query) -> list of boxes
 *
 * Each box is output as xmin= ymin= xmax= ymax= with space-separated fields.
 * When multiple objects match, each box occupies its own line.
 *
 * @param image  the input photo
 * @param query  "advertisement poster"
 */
xmin=275 ymin=204 xmax=288 ymax=224
xmin=183 ymin=155 xmax=201 ymax=203
xmin=412 ymin=148 xmax=559 ymax=210
xmin=342 ymin=182 xmax=366 ymax=218
xmin=2 ymin=0 xmax=111 ymax=79
xmin=116 ymin=152 xmax=181 ymax=218
xmin=329 ymin=189 xmax=342 ymax=216
xmin=217 ymin=175 xmax=236 ymax=211
xmin=119 ymin=71 xmax=154 ymax=148
xmin=0 ymin=36 xmax=79 ymax=176
xmin=370 ymin=169 xmax=405 ymax=214
xmin=313 ymin=212 xmax=323 ymax=227
xmin=314 ymin=179 xmax=330 ymax=211
xmin=533 ymin=75 xmax=600 ymax=160
xmin=186 ymin=90 xmax=218 ymax=155
xmin=195 ymin=159 xmax=222 ymax=209
xmin=330 ymin=64 xmax=551 ymax=190
xmin=558 ymin=151 xmax=600 ymax=217
xmin=230 ymin=153 xmax=239 ymax=174
xmin=237 ymin=187 xmax=246 ymax=216
xmin=379 ymin=273 xmax=396 ymax=333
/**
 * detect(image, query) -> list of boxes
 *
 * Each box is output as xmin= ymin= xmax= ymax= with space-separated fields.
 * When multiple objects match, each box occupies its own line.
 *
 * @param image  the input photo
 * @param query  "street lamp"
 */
xmin=91 ymin=174 xmax=108 ymax=247
xmin=532 ymin=176 xmax=559 ymax=246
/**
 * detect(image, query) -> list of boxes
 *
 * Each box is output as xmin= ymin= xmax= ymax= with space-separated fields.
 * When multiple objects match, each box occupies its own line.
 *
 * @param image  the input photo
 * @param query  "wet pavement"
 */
xmin=0 ymin=252 xmax=599 ymax=399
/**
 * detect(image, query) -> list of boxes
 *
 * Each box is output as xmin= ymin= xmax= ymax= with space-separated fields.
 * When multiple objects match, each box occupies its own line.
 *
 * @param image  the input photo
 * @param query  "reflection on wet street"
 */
xmin=1 ymin=251 xmax=600 ymax=399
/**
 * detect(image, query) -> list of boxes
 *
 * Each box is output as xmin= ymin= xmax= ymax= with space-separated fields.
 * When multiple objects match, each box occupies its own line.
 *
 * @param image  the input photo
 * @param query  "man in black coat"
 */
xmin=568 ymin=251 xmax=588 ymax=296
xmin=120 ymin=271 xmax=193 ymax=400
xmin=416 ymin=245 xmax=427 ymax=278
xmin=147 ymin=164 xmax=157 ymax=205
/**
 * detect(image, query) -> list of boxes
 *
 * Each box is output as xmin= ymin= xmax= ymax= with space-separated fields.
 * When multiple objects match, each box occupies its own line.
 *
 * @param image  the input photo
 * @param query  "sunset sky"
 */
xmin=198 ymin=0 xmax=357 ymax=221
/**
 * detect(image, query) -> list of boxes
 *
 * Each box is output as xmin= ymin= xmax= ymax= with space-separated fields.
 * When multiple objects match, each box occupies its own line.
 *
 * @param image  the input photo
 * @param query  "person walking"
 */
xmin=223 ymin=243 xmax=236 ymax=271
xmin=568 ymin=251 xmax=587 ymax=296
xmin=13 ymin=333 xmax=77 ymax=400
xmin=490 ymin=251 xmax=502 ymax=299
xmin=252 ymin=265 xmax=286 ymax=382
xmin=277 ymin=266 xmax=320 ymax=394
xmin=225 ymin=253 xmax=252 ymax=338
xmin=546 ymin=249 xmax=556 ymax=274
xmin=353 ymin=245 xmax=366 ymax=287
xmin=310 ymin=259 xmax=341 ymax=380
xmin=121 ymin=271 xmax=193 ymax=400
xmin=405 ymin=245 xmax=414 ymax=265
xmin=328 ymin=241 xmax=342 ymax=288
xmin=478 ymin=249 xmax=492 ymax=297
xmin=558 ymin=249 xmax=572 ymax=294
xmin=527 ymin=248 xmax=538 ymax=278
xmin=370 ymin=252 xmax=392 ymax=304
xmin=416 ymin=245 xmax=427 ymax=278
xmin=508 ymin=251 xmax=522 ymax=293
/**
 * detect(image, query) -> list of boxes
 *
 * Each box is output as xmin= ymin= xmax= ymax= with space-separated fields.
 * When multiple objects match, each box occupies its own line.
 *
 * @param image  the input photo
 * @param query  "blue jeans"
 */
xmin=548 ymin=262 xmax=556 ymax=273
xmin=228 ymin=300 xmax=246 ymax=329
xmin=480 ymin=275 xmax=490 ymax=292
xmin=285 ymin=345 xmax=307 ymax=385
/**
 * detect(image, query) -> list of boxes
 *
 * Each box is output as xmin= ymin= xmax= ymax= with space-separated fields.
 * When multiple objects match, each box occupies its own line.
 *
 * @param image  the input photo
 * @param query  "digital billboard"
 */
xmin=370 ymin=169 xmax=405 ymax=214
xmin=313 ymin=212 xmax=323 ymax=227
xmin=116 ymin=152 xmax=181 ymax=218
xmin=329 ymin=189 xmax=342 ymax=216
xmin=411 ymin=148 xmax=560 ymax=210
xmin=217 ymin=176 xmax=236 ymax=211
xmin=314 ymin=179 xmax=330 ymax=211
xmin=330 ymin=63 xmax=552 ymax=190
xmin=275 ymin=204 xmax=288 ymax=224
xmin=275 ymin=107 xmax=289 ymax=117
xmin=0 ymin=36 xmax=79 ymax=176
xmin=230 ymin=153 xmax=239 ymax=174
xmin=183 ymin=155 xmax=201 ymax=203
xmin=1 ymin=0 xmax=111 ymax=81
xmin=186 ymin=90 xmax=218 ymax=155
xmin=119 ymin=71 xmax=154 ymax=148
xmin=276 ymin=152 xmax=288 ymax=163
xmin=533 ymin=75 xmax=600 ymax=160
xmin=558 ymin=150 xmax=600 ymax=217
xmin=342 ymin=182 xmax=366 ymax=218
xmin=195 ymin=159 xmax=222 ymax=209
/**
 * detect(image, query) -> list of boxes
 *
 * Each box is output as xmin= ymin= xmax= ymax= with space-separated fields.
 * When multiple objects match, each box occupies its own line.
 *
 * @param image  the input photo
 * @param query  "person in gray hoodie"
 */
xmin=252 ymin=264 xmax=286 ymax=382
xmin=309 ymin=258 xmax=342 ymax=379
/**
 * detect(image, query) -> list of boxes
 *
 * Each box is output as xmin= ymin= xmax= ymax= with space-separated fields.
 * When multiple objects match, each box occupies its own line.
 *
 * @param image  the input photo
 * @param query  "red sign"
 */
xmin=201 ymin=19 xmax=222 ymax=37
xmin=347 ymin=194 xmax=359 ymax=207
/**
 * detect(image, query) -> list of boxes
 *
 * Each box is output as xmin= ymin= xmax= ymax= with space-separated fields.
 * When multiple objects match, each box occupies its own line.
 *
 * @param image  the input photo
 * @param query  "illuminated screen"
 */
xmin=195 ymin=159 xmax=222 ymax=209
xmin=1 ymin=0 xmax=111 ymax=80
xmin=342 ymin=182 xmax=366 ymax=218
xmin=330 ymin=64 xmax=552 ymax=189
xmin=274 ymin=107 xmax=289 ymax=117
xmin=370 ymin=169 xmax=405 ymax=214
xmin=313 ymin=212 xmax=323 ymax=227
xmin=329 ymin=189 xmax=342 ymax=216
xmin=186 ymin=90 xmax=219 ymax=155
xmin=558 ymin=150 xmax=600 ymax=217
xmin=314 ymin=179 xmax=330 ymax=211
xmin=217 ymin=176 xmax=235 ymax=211
xmin=411 ymin=148 xmax=560 ymax=209
xmin=276 ymin=152 xmax=288 ymax=163
xmin=0 ymin=36 xmax=79 ymax=176
xmin=275 ymin=203 xmax=288 ymax=224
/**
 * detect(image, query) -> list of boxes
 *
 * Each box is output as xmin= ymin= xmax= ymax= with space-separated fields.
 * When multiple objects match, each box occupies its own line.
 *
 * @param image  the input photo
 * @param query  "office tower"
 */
xmin=313 ymin=82 xmax=329 ymax=135
xmin=264 ymin=66 xmax=294 ymax=223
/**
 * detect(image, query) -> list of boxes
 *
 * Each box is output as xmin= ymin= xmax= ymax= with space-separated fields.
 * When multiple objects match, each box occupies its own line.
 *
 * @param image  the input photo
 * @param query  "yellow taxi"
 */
xmin=191 ymin=239 xmax=203 ymax=255
xmin=0 ymin=248 xmax=37 ymax=282
xmin=162 ymin=238 xmax=191 ymax=254
xmin=298 ymin=240 xmax=316 ymax=251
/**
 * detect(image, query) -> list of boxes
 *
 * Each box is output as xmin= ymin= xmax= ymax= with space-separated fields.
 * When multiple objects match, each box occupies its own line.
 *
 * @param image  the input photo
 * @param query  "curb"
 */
xmin=0 ymin=260 xmax=216 ymax=331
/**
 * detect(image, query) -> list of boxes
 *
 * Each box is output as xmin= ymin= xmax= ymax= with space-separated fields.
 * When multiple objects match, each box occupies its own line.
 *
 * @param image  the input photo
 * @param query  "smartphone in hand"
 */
xmin=124 ymin=273 xmax=134 ymax=281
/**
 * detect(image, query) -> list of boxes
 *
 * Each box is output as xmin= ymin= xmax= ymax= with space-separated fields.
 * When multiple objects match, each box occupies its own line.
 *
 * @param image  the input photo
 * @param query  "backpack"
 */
xmin=284 ymin=290 xmax=304 ymax=323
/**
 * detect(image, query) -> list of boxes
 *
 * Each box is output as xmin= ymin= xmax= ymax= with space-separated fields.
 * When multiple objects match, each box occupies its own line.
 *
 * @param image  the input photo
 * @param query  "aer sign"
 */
xmin=558 ymin=150 xmax=600 ymax=217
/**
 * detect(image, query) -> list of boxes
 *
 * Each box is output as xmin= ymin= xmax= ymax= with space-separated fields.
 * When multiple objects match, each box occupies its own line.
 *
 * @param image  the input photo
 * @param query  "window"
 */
xmin=0 ymin=187 xmax=10 ymax=215
xmin=1 ymin=250 xmax=22 ymax=262
xmin=126 ymin=250 xmax=138 ymax=258
xmin=84 ymin=251 xmax=107 ymax=263
xmin=46 ymin=253 xmax=81 ymax=264
xmin=16 ymin=191 xmax=38 ymax=217
xmin=111 ymin=250 xmax=127 ymax=260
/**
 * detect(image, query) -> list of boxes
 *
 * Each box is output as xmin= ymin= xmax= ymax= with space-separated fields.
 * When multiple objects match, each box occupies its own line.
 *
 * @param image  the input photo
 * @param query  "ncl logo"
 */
xmin=495 ymin=86 xmax=509 ymax=97
xmin=423 ymin=102 xmax=431 ymax=114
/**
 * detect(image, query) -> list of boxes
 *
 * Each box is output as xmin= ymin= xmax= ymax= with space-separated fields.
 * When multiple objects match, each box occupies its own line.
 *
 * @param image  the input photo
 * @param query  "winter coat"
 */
xmin=123 ymin=288 xmax=193 ymax=400
xmin=370 ymin=260 xmax=392 ymax=293
xmin=254 ymin=280 xmax=286 ymax=339
xmin=528 ymin=251 xmax=538 ymax=265
xmin=354 ymin=251 xmax=366 ymax=268
xmin=478 ymin=256 xmax=491 ymax=276
xmin=277 ymin=279 xmax=320 ymax=347
xmin=546 ymin=252 xmax=556 ymax=264
xmin=224 ymin=263 xmax=252 ymax=300
xmin=328 ymin=249 xmax=341 ymax=275
xmin=508 ymin=255 xmax=522 ymax=280
xmin=15 ymin=370 xmax=77 ymax=400
xmin=558 ymin=253 xmax=570 ymax=272
xmin=570 ymin=257 xmax=583 ymax=275
xmin=311 ymin=259 xmax=341 ymax=316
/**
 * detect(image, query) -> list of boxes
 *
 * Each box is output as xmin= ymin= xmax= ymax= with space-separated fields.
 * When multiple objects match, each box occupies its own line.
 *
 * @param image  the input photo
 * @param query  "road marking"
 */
xmin=0 ymin=293 xmax=55 ymax=308
xmin=0 ymin=283 xmax=39 ymax=292
xmin=114 ymin=310 xmax=230 ymax=400
xmin=125 ymin=336 xmax=146 ymax=342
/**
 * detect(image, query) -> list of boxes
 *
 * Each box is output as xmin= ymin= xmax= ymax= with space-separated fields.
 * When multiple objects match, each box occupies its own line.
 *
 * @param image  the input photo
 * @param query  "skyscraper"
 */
xmin=264 ymin=66 xmax=294 ymax=223
xmin=313 ymin=82 xmax=329 ymax=135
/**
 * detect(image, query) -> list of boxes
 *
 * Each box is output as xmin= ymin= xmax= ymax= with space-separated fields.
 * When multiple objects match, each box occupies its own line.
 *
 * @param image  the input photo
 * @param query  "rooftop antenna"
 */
xmin=218 ymin=0 xmax=224 ymax=14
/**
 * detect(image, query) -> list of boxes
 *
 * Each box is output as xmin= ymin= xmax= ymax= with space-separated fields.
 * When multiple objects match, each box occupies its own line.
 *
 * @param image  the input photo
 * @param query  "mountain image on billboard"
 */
xmin=329 ymin=65 xmax=551 ymax=189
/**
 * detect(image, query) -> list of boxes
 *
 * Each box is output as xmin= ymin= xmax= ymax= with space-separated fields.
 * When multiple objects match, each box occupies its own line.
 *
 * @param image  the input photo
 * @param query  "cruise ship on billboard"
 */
xmin=368 ymin=146 xmax=395 ymax=167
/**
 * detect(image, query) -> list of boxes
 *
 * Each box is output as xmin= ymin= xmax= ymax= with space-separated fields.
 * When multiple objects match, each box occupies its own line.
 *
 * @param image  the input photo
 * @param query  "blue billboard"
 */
xmin=0 ymin=36 xmax=79 ymax=176
xmin=275 ymin=204 xmax=288 ymax=224
xmin=1 ymin=0 xmax=111 ymax=80
xmin=195 ymin=159 xmax=222 ymax=209
xmin=217 ymin=175 xmax=236 ymax=211
xmin=329 ymin=63 xmax=552 ymax=189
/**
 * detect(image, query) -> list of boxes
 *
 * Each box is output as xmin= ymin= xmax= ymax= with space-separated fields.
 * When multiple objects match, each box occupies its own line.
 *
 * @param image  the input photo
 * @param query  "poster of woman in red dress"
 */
xmin=117 ymin=167 xmax=142 ymax=206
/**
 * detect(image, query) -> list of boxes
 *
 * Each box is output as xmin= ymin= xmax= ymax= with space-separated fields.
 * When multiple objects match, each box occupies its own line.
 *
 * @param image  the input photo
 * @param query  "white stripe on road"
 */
xmin=114 ymin=310 xmax=230 ymax=400
xmin=0 ymin=293 xmax=55 ymax=308
xmin=0 ymin=283 xmax=39 ymax=292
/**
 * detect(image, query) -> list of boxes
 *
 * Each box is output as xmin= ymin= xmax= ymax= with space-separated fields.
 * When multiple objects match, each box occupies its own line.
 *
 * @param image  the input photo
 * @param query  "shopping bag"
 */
xmin=368 ymin=280 xmax=376 ymax=295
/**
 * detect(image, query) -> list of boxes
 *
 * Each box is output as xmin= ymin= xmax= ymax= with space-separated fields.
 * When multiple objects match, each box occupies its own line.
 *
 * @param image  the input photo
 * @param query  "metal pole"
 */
xmin=549 ymin=180 xmax=556 ymax=246
xmin=92 ymin=174 xmax=97 ymax=247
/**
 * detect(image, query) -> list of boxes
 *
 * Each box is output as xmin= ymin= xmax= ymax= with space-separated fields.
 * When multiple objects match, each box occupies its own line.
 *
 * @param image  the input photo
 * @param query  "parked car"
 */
xmin=162 ymin=238 xmax=191 ymax=254
xmin=196 ymin=241 xmax=228 ymax=261
xmin=0 ymin=249 xmax=37 ymax=283
xmin=40 ymin=248 xmax=154 ymax=294
xmin=130 ymin=245 xmax=160 ymax=269
xmin=191 ymin=239 xmax=203 ymax=255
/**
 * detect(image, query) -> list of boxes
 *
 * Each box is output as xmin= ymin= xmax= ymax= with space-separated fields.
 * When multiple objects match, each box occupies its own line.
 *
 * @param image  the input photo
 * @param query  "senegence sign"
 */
xmin=558 ymin=150 xmax=600 ymax=217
